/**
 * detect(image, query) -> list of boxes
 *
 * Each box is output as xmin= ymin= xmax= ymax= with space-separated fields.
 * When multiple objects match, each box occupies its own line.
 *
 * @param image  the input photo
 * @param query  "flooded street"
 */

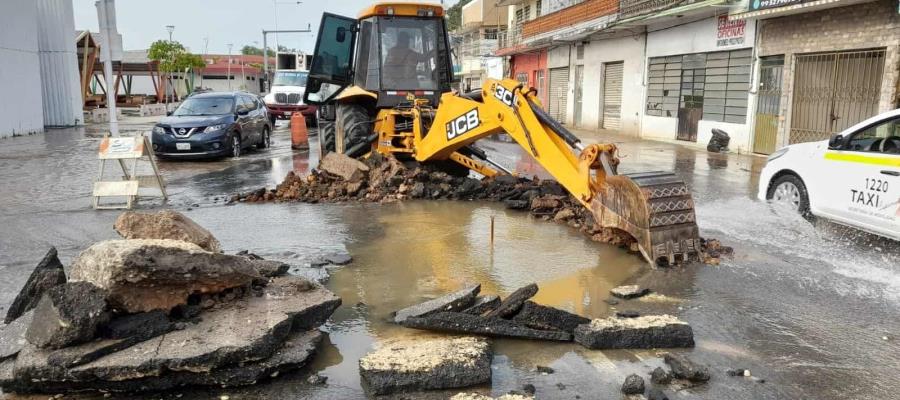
xmin=1 ymin=121 xmax=899 ymax=399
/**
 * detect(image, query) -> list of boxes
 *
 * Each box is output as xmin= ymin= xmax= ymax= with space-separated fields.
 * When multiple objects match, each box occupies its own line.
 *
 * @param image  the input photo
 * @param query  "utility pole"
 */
xmin=96 ymin=0 xmax=121 ymax=136
xmin=165 ymin=25 xmax=175 ymax=109
xmin=200 ymin=36 xmax=209 ymax=87
xmin=262 ymin=24 xmax=312 ymax=93
xmin=227 ymin=43 xmax=233 ymax=91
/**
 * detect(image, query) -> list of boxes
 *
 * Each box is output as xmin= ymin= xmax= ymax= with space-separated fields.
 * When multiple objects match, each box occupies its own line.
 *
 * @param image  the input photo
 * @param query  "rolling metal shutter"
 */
xmin=548 ymin=67 xmax=569 ymax=122
xmin=602 ymin=62 xmax=624 ymax=130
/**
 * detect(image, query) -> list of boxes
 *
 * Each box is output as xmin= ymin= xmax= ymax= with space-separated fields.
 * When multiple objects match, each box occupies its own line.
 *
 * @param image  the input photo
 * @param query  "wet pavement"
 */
xmin=1 ymin=118 xmax=899 ymax=399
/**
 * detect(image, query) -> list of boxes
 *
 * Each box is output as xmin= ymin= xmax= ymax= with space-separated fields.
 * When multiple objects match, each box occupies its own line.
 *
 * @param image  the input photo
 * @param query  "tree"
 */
xmin=148 ymin=40 xmax=207 ymax=95
xmin=241 ymin=45 xmax=275 ymax=57
xmin=447 ymin=0 xmax=474 ymax=31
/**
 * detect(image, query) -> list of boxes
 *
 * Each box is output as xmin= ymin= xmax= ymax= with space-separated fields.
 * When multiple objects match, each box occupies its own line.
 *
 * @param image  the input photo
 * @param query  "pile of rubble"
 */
xmin=355 ymin=282 xmax=696 ymax=395
xmin=233 ymin=153 xmax=732 ymax=263
xmin=0 ymin=211 xmax=340 ymax=394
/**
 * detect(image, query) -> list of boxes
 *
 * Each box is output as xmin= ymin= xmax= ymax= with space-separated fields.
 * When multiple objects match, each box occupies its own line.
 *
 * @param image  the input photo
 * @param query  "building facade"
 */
xmin=491 ymin=0 xmax=900 ymax=155
xmin=733 ymin=0 xmax=900 ymax=154
xmin=454 ymin=0 xmax=508 ymax=92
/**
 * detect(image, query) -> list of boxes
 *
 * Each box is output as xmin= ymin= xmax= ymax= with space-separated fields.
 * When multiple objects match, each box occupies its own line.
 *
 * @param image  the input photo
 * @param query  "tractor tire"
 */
xmin=318 ymin=119 xmax=336 ymax=158
xmin=336 ymin=103 xmax=372 ymax=156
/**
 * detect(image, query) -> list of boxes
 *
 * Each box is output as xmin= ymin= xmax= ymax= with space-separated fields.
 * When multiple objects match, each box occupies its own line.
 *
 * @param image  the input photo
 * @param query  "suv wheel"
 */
xmin=231 ymin=134 xmax=242 ymax=158
xmin=257 ymin=126 xmax=271 ymax=149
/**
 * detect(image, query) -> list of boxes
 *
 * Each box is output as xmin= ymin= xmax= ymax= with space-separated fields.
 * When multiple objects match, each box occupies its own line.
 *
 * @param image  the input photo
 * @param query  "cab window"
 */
xmin=846 ymin=117 xmax=900 ymax=154
xmin=379 ymin=17 xmax=440 ymax=90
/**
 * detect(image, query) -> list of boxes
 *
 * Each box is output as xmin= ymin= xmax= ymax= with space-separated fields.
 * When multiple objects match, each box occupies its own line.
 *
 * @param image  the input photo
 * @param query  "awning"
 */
xmin=729 ymin=0 xmax=873 ymax=20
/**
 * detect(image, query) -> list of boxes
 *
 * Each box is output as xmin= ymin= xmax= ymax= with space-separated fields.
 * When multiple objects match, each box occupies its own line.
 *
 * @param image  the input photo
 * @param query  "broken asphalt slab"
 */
xmin=318 ymin=152 xmax=370 ymax=182
xmin=573 ymin=315 xmax=694 ymax=349
xmin=114 ymin=210 xmax=222 ymax=252
xmin=0 ymin=312 xmax=33 ymax=361
xmin=3 ymin=330 xmax=324 ymax=393
xmin=4 ymin=247 xmax=66 ymax=324
xmin=359 ymin=336 xmax=491 ymax=395
xmin=25 ymin=282 xmax=108 ymax=349
xmin=511 ymin=301 xmax=590 ymax=333
xmin=393 ymin=284 xmax=480 ymax=324
xmin=68 ymin=239 xmax=262 ymax=313
xmin=610 ymin=285 xmax=651 ymax=299
xmin=463 ymin=295 xmax=500 ymax=315
xmin=402 ymin=312 xmax=572 ymax=341
xmin=485 ymin=283 xmax=538 ymax=318
xmin=8 ymin=276 xmax=340 ymax=390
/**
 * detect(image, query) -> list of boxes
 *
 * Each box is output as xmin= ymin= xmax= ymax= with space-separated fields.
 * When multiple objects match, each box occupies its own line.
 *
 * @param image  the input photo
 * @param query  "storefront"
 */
xmin=641 ymin=14 xmax=758 ymax=152
xmin=736 ymin=0 xmax=900 ymax=153
xmin=509 ymin=49 xmax=548 ymax=108
xmin=568 ymin=33 xmax=647 ymax=135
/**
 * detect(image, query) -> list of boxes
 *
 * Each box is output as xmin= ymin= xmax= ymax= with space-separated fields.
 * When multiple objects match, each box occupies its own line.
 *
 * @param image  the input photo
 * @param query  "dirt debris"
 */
xmin=233 ymin=154 xmax=730 ymax=266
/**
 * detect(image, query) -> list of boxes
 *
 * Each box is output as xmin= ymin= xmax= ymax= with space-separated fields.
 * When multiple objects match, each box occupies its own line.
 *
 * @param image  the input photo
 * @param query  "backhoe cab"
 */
xmin=304 ymin=3 xmax=702 ymax=265
xmin=304 ymin=3 xmax=453 ymax=155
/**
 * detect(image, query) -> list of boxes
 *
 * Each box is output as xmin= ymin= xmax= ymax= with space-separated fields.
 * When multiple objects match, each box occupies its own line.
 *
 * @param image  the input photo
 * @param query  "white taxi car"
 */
xmin=758 ymin=109 xmax=900 ymax=240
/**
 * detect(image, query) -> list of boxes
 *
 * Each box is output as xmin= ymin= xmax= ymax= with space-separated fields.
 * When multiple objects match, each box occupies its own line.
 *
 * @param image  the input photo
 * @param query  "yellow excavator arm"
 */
xmin=371 ymin=78 xmax=700 ymax=265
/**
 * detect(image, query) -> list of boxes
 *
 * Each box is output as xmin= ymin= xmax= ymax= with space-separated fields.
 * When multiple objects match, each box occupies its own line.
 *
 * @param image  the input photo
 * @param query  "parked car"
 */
xmin=151 ymin=91 xmax=272 ymax=159
xmin=758 ymin=108 xmax=900 ymax=240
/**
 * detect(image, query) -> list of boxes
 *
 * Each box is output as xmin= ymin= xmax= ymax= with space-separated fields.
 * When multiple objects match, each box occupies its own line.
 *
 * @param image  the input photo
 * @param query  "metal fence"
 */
xmin=497 ymin=26 xmax=524 ymax=50
xmin=789 ymin=49 xmax=886 ymax=144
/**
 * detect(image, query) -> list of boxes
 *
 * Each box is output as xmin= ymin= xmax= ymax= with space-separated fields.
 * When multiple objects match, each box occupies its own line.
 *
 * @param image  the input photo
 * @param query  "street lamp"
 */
xmin=273 ymin=1 xmax=302 ymax=51
xmin=164 ymin=25 xmax=175 ymax=109
xmin=226 ymin=43 xmax=233 ymax=90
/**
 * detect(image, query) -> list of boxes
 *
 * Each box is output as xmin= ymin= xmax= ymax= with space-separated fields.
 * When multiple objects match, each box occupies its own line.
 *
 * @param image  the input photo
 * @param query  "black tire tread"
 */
xmin=336 ymin=103 xmax=372 ymax=156
xmin=767 ymin=173 xmax=811 ymax=216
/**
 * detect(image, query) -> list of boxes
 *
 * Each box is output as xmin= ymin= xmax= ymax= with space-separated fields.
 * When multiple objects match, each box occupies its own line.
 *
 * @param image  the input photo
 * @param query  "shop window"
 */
xmin=516 ymin=72 xmax=529 ymax=85
xmin=645 ymin=48 xmax=751 ymax=122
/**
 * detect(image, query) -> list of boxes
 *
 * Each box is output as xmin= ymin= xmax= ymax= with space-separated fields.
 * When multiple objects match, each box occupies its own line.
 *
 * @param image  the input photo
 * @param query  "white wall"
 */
xmin=36 ymin=0 xmax=83 ymax=127
xmin=646 ymin=15 xmax=756 ymax=57
xmin=569 ymin=34 xmax=647 ymax=135
xmin=0 ymin=0 xmax=44 ymax=138
xmin=641 ymin=15 xmax=757 ymax=152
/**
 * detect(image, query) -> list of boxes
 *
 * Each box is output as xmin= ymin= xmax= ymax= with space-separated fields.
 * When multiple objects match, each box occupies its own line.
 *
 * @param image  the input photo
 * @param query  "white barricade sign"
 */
xmin=92 ymin=135 xmax=167 ymax=209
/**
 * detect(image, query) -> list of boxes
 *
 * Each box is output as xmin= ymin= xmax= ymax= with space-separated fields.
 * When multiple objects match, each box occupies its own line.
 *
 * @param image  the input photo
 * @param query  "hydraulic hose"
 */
xmin=525 ymin=97 xmax=583 ymax=151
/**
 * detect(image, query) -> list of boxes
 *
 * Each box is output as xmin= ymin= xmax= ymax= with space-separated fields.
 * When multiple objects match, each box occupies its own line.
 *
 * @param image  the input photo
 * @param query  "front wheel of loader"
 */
xmin=318 ymin=119 xmax=336 ymax=158
xmin=336 ymin=103 xmax=372 ymax=157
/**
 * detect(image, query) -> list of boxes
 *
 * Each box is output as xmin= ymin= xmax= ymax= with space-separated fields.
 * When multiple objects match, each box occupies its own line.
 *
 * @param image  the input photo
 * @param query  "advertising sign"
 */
xmin=750 ymin=0 xmax=803 ymax=11
xmin=716 ymin=15 xmax=746 ymax=48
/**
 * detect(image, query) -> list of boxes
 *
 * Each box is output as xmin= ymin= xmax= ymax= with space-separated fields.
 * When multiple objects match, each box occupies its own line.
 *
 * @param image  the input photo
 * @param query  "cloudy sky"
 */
xmin=72 ymin=0 xmax=459 ymax=54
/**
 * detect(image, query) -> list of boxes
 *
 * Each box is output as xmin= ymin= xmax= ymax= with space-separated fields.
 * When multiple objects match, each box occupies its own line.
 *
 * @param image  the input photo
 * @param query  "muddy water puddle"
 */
xmin=166 ymin=200 xmax=666 ymax=399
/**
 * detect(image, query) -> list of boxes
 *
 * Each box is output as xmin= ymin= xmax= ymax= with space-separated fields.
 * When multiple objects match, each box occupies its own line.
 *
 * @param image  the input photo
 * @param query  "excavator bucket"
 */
xmin=590 ymin=171 xmax=700 ymax=265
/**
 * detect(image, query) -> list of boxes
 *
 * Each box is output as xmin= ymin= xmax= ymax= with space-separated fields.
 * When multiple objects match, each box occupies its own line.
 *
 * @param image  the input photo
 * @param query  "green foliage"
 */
xmin=447 ymin=0 xmax=474 ymax=31
xmin=241 ymin=45 xmax=275 ymax=57
xmin=148 ymin=40 xmax=206 ymax=73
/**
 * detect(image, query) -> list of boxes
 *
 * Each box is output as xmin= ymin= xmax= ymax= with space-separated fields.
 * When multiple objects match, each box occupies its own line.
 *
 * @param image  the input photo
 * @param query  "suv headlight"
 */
xmin=767 ymin=147 xmax=789 ymax=163
xmin=152 ymin=126 xmax=166 ymax=135
xmin=204 ymin=124 xmax=229 ymax=133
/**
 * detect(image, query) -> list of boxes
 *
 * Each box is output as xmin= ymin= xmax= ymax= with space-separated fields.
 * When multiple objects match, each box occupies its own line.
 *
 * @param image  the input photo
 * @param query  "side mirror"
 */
xmin=237 ymin=108 xmax=249 ymax=116
xmin=336 ymin=27 xmax=347 ymax=43
xmin=828 ymin=134 xmax=844 ymax=149
xmin=166 ymin=111 xmax=173 ymax=116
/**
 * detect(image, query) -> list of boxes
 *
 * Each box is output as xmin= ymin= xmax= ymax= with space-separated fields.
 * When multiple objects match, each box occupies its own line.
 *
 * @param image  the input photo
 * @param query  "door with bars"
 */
xmin=789 ymin=49 xmax=885 ymax=144
xmin=753 ymin=56 xmax=784 ymax=154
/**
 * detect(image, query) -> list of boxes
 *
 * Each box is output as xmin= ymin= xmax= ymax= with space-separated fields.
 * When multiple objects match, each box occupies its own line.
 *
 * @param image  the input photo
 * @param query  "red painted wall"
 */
xmin=510 ymin=49 xmax=548 ymax=106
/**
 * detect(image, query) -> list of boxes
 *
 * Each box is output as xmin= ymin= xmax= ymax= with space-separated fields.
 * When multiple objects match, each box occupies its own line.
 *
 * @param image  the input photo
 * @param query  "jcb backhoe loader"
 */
xmin=303 ymin=2 xmax=700 ymax=265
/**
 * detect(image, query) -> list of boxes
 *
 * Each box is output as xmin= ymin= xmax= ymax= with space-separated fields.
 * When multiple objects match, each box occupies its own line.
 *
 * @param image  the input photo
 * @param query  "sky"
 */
xmin=73 ymin=0 xmax=459 ymax=55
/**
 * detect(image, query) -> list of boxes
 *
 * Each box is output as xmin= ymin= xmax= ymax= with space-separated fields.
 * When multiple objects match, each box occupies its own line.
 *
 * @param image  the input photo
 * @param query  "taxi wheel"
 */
xmin=767 ymin=174 xmax=810 ymax=216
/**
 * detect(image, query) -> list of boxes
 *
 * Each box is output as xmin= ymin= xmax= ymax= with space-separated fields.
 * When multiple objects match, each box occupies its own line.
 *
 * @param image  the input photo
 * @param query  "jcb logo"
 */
xmin=446 ymin=109 xmax=480 ymax=140
xmin=494 ymin=85 xmax=517 ymax=107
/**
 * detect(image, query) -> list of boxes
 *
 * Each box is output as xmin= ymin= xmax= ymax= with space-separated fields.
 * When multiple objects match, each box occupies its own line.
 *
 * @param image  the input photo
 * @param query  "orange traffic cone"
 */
xmin=291 ymin=112 xmax=309 ymax=150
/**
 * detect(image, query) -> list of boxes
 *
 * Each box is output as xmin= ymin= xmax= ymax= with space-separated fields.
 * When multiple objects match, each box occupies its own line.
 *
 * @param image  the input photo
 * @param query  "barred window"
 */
xmin=646 ymin=49 xmax=751 ymax=123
